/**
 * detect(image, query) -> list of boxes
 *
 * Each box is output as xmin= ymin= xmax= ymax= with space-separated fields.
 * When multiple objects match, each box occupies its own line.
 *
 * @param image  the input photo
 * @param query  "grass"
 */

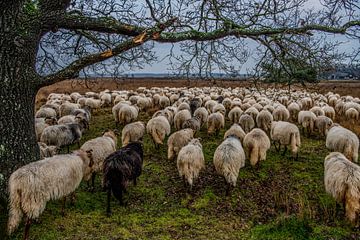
xmin=9 ymin=107 xmax=359 ymax=240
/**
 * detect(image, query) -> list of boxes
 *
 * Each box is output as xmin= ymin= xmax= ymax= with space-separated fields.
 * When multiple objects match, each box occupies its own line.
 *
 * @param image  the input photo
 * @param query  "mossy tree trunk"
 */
xmin=0 ymin=1 xmax=42 ymax=238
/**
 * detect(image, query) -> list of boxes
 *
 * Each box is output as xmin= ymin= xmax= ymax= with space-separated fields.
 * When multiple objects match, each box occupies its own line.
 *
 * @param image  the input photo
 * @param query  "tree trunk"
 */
xmin=0 ymin=1 xmax=41 ymax=238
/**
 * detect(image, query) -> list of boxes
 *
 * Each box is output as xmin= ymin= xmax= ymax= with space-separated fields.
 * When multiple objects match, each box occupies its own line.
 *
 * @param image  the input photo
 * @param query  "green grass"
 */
xmin=9 ymin=108 xmax=359 ymax=239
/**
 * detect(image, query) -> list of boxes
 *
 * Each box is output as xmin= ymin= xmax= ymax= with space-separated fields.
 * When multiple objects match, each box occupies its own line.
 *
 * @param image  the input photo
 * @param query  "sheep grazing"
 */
xmin=174 ymin=109 xmax=192 ymax=130
xmin=270 ymin=121 xmax=301 ymax=159
xmin=122 ymin=121 xmax=146 ymax=146
xmin=272 ymin=106 xmax=290 ymax=121
xmin=223 ymin=123 xmax=246 ymax=143
xmin=59 ymin=102 xmax=80 ymax=117
xmin=177 ymin=138 xmax=205 ymax=191
xmin=243 ymin=128 xmax=271 ymax=167
xmin=326 ymin=125 xmax=359 ymax=162
xmin=322 ymin=106 xmax=336 ymax=120
xmin=85 ymin=98 xmax=101 ymax=111
xmin=8 ymin=150 xmax=93 ymax=239
xmin=239 ymin=113 xmax=255 ymax=133
xmin=324 ymin=152 xmax=360 ymax=225
xmin=207 ymin=112 xmax=225 ymax=135
xmin=298 ymin=110 xmax=317 ymax=136
xmin=35 ymin=117 xmax=57 ymax=141
xmin=310 ymin=106 xmax=325 ymax=117
xmin=228 ymin=106 xmax=243 ymax=124
xmin=80 ymin=130 xmax=118 ymax=191
xmin=256 ymin=110 xmax=273 ymax=134
xmin=314 ymin=116 xmax=333 ymax=137
xmin=38 ymin=142 xmax=59 ymax=159
xmin=345 ymin=108 xmax=359 ymax=124
xmin=146 ymin=116 xmax=171 ymax=149
xmin=193 ymin=107 xmax=208 ymax=126
xmin=40 ymin=120 xmax=87 ymax=152
xmin=167 ymin=128 xmax=194 ymax=160
xmin=35 ymin=107 xmax=57 ymax=119
xmin=118 ymin=104 xmax=139 ymax=125
xmin=182 ymin=116 xmax=201 ymax=134
xmin=213 ymin=135 xmax=246 ymax=195
xmin=287 ymin=102 xmax=300 ymax=122
xmin=103 ymin=142 xmax=143 ymax=215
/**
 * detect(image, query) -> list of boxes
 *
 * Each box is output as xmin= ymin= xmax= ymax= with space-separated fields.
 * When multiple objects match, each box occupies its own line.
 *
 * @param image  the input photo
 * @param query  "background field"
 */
xmin=8 ymin=79 xmax=360 ymax=239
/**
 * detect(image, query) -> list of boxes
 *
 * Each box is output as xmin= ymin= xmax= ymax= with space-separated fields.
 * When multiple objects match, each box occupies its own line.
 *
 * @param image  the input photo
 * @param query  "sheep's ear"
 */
xmin=113 ymin=129 xmax=120 ymax=136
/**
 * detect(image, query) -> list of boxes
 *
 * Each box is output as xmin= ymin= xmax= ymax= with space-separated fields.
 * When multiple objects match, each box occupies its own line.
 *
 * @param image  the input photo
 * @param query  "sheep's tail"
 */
xmin=290 ymin=132 xmax=298 ymax=156
xmin=223 ymin=163 xmax=237 ymax=187
xmin=8 ymin=182 xmax=23 ymax=235
xmin=152 ymin=128 xmax=163 ymax=145
xmin=107 ymin=170 xmax=124 ymax=202
xmin=178 ymin=161 xmax=194 ymax=186
xmin=122 ymin=132 xmax=130 ymax=146
xmin=250 ymin=145 xmax=259 ymax=166
xmin=344 ymin=184 xmax=360 ymax=224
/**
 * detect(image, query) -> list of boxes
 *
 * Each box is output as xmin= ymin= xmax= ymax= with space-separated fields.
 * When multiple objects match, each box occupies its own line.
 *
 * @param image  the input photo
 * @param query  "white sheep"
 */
xmin=174 ymin=109 xmax=192 ymax=130
xmin=287 ymin=102 xmax=300 ymax=122
xmin=35 ymin=117 xmax=57 ymax=142
xmin=326 ymin=125 xmax=359 ymax=162
xmin=38 ymin=142 xmax=58 ymax=159
xmin=193 ymin=107 xmax=208 ymax=126
xmin=118 ymin=104 xmax=139 ymax=125
xmin=223 ymin=123 xmax=246 ymax=143
xmin=324 ymin=152 xmax=360 ymax=224
xmin=256 ymin=110 xmax=273 ymax=134
xmin=177 ymin=138 xmax=205 ymax=191
xmin=314 ymin=116 xmax=333 ymax=137
xmin=8 ymin=150 xmax=93 ymax=237
xmin=243 ymin=128 xmax=270 ymax=167
xmin=239 ymin=113 xmax=255 ymax=133
xmin=80 ymin=130 xmax=118 ymax=190
xmin=167 ymin=128 xmax=194 ymax=160
xmin=272 ymin=106 xmax=290 ymax=121
xmin=213 ymin=135 xmax=245 ymax=195
xmin=298 ymin=110 xmax=317 ymax=135
xmin=146 ymin=116 xmax=171 ymax=149
xmin=322 ymin=106 xmax=336 ymax=120
xmin=121 ymin=121 xmax=146 ymax=146
xmin=207 ymin=112 xmax=225 ymax=135
xmin=85 ymin=98 xmax=101 ymax=111
xmin=270 ymin=121 xmax=301 ymax=159
xmin=228 ymin=106 xmax=243 ymax=124
xmin=35 ymin=107 xmax=57 ymax=119
xmin=59 ymin=102 xmax=80 ymax=117
xmin=345 ymin=108 xmax=359 ymax=124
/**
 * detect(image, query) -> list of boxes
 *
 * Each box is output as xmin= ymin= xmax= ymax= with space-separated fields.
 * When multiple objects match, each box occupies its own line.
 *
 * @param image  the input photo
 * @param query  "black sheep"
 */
xmin=103 ymin=142 xmax=143 ymax=215
xmin=190 ymin=98 xmax=202 ymax=115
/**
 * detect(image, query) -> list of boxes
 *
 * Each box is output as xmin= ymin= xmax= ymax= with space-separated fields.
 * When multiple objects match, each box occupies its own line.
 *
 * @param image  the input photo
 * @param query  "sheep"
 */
xmin=244 ymin=106 xmax=259 ymax=121
xmin=177 ymin=138 xmax=205 ymax=191
xmin=205 ymin=100 xmax=218 ymax=113
xmin=71 ymin=106 xmax=91 ymax=123
xmin=136 ymin=97 xmax=152 ymax=112
xmin=323 ymin=106 xmax=336 ymax=120
xmin=70 ymin=92 xmax=82 ymax=102
xmin=310 ymin=106 xmax=325 ymax=117
xmin=7 ymin=150 xmax=93 ymax=239
xmin=345 ymin=108 xmax=359 ymax=124
xmin=193 ymin=107 xmax=208 ymax=126
xmin=272 ymin=106 xmax=290 ymax=121
xmin=178 ymin=102 xmax=191 ymax=112
xmin=256 ymin=110 xmax=273 ymax=134
xmin=38 ymin=142 xmax=59 ymax=159
xmin=35 ymin=107 xmax=57 ymax=119
xmin=174 ymin=109 xmax=192 ymax=130
xmin=146 ymin=116 xmax=171 ymax=149
xmin=80 ymin=130 xmax=118 ymax=191
xmin=35 ymin=117 xmax=57 ymax=141
xmin=59 ymin=102 xmax=80 ymax=117
xmin=326 ymin=125 xmax=359 ymax=162
xmin=298 ymin=110 xmax=317 ymax=136
xmin=207 ymin=112 xmax=225 ymax=135
xmin=159 ymin=96 xmax=170 ymax=109
xmin=118 ymin=104 xmax=139 ymax=125
xmin=270 ymin=121 xmax=301 ymax=159
xmin=103 ymin=142 xmax=143 ymax=215
xmin=182 ymin=116 xmax=201 ymax=134
xmin=85 ymin=98 xmax=101 ymax=111
xmin=239 ymin=113 xmax=255 ymax=133
xmin=40 ymin=120 xmax=87 ymax=152
xmin=213 ymin=135 xmax=246 ymax=195
xmin=224 ymin=123 xmax=246 ymax=143
xmin=122 ymin=121 xmax=146 ymax=146
xmin=314 ymin=116 xmax=333 ymax=137
xmin=287 ymin=102 xmax=300 ymax=122
xmin=167 ymin=128 xmax=194 ymax=160
xmin=212 ymin=103 xmax=226 ymax=116
xmin=228 ymin=106 xmax=243 ymax=124
xmin=324 ymin=152 xmax=360 ymax=225
xmin=100 ymin=93 xmax=112 ymax=107
xmin=57 ymin=115 xmax=83 ymax=125
xmin=243 ymin=128 xmax=271 ymax=167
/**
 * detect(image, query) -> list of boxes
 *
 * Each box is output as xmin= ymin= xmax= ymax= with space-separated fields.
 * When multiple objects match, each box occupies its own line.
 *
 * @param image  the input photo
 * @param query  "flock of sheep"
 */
xmin=7 ymin=86 xmax=360 ymax=239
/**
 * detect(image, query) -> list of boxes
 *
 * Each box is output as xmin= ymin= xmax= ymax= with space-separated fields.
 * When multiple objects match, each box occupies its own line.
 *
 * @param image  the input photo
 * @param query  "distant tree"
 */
xmin=0 ymin=0 xmax=359 ymax=237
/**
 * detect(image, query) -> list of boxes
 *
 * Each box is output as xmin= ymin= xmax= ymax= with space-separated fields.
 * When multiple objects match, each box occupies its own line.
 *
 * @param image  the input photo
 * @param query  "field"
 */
xmin=8 ymin=79 xmax=360 ymax=239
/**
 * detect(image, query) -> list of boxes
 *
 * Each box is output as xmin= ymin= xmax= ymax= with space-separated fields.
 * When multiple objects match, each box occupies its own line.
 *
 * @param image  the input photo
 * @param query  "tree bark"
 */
xmin=0 ymin=1 xmax=41 ymax=238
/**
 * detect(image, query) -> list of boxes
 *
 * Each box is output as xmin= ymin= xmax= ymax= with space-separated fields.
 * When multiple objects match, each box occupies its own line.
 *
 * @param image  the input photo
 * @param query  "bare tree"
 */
xmin=0 ymin=0 xmax=359 ymax=237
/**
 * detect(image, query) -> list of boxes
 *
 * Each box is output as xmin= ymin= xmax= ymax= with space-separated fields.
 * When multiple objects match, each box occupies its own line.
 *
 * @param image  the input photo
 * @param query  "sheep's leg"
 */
xmin=61 ymin=197 xmax=66 ymax=216
xmin=106 ymin=188 xmax=112 ymax=216
xmin=23 ymin=217 xmax=32 ymax=240
xmin=119 ymin=190 xmax=124 ymax=206
xmin=273 ymin=141 xmax=279 ymax=152
xmin=183 ymin=176 xmax=187 ymax=189
xmin=133 ymin=178 xmax=137 ymax=186
xmin=226 ymin=183 xmax=231 ymax=196
xmin=67 ymin=145 xmax=70 ymax=153
xmin=282 ymin=146 xmax=287 ymax=156
xmin=70 ymin=192 xmax=76 ymax=205
xmin=91 ymin=173 xmax=96 ymax=192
